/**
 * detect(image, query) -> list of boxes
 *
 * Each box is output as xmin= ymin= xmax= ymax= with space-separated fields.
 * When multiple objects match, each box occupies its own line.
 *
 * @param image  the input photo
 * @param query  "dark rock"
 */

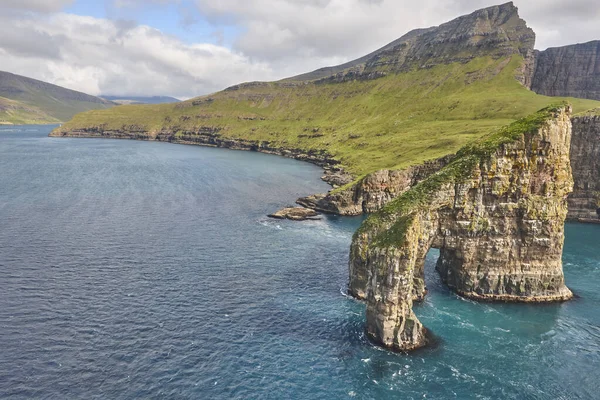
xmin=530 ymin=41 xmax=600 ymax=100
xmin=568 ymin=113 xmax=600 ymax=221
xmin=268 ymin=207 xmax=321 ymax=221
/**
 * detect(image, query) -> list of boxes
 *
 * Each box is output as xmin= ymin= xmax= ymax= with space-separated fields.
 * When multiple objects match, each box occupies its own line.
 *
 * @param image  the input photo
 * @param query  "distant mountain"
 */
xmin=282 ymin=27 xmax=435 ymax=82
xmin=101 ymin=96 xmax=180 ymax=105
xmin=0 ymin=71 xmax=114 ymax=125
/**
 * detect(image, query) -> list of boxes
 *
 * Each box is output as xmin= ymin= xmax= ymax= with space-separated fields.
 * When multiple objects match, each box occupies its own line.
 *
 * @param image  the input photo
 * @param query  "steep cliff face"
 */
xmin=297 ymin=156 xmax=453 ymax=215
xmin=300 ymin=117 xmax=600 ymax=224
xmin=531 ymin=41 xmax=600 ymax=100
xmin=569 ymin=113 xmax=600 ymax=221
xmin=349 ymin=105 xmax=574 ymax=352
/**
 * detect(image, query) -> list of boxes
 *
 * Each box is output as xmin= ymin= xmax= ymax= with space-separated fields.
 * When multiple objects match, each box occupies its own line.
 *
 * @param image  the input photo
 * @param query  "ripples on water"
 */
xmin=1 ymin=126 xmax=599 ymax=399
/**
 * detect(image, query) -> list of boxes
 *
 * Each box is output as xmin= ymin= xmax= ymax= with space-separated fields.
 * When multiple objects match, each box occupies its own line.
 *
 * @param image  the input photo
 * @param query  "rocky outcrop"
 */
xmin=268 ymin=207 xmax=321 ymax=221
xmin=299 ymin=116 xmax=600 ymax=226
xmin=363 ymin=2 xmax=535 ymax=76
xmin=569 ymin=113 xmax=600 ymax=221
xmin=530 ymin=41 xmax=600 ymax=100
xmin=349 ymin=105 xmax=574 ymax=352
xmin=297 ymin=156 xmax=453 ymax=215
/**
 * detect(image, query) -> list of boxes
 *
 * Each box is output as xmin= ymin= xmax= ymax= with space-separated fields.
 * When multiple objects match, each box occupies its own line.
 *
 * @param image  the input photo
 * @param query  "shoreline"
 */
xmin=49 ymin=130 xmax=353 ymax=189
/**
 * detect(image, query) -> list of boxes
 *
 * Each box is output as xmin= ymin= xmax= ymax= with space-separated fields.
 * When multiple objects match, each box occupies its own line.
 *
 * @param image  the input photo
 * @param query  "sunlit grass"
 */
xmin=55 ymin=56 xmax=600 ymax=179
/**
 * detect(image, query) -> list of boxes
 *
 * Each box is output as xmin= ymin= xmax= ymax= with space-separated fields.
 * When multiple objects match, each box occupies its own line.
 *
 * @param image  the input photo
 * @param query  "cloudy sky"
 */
xmin=1 ymin=0 xmax=598 ymax=99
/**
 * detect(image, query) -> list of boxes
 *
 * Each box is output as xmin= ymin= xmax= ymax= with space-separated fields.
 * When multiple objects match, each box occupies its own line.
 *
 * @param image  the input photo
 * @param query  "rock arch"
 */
xmin=348 ymin=105 xmax=574 ymax=351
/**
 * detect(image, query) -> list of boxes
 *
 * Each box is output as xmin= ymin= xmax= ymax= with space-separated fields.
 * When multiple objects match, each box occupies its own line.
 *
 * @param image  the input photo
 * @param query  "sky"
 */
xmin=0 ymin=0 xmax=598 ymax=100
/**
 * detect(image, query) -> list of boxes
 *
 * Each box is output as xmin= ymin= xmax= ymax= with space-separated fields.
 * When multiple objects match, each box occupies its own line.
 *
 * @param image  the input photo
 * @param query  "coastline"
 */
xmin=49 ymin=129 xmax=352 ymax=188
xmin=49 ymin=129 xmax=600 ymax=225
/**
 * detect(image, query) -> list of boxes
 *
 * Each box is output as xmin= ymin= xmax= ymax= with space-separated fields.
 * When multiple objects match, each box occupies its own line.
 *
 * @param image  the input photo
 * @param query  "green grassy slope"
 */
xmin=54 ymin=56 xmax=600 ymax=177
xmin=0 ymin=71 xmax=114 ymax=124
xmin=0 ymin=96 xmax=61 ymax=125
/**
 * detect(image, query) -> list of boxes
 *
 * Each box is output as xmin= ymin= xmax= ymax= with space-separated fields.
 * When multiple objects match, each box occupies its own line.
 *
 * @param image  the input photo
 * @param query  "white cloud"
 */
xmin=112 ymin=0 xmax=179 ymax=8
xmin=0 ymin=0 xmax=598 ymax=99
xmin=1 ymin=0 xmax=74 ymax=13
xmin=195 ymin=0 xmax=600 ymax=63
xmin=0 ymin=12 xmax=275 ymax=99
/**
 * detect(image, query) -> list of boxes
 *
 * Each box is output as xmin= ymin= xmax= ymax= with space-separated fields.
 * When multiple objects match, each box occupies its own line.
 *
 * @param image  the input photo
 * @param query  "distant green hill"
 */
xmin=0 ymin=71 xmax=114 ymax=125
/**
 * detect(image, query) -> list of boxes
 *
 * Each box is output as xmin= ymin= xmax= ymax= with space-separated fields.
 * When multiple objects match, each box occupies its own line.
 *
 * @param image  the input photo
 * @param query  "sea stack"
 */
xmin=348 ymin=105 xmax=574 ymax=351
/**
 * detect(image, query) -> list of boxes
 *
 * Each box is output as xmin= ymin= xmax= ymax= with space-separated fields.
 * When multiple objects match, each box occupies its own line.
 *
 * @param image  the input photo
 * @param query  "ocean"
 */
xmin=1 ymin=125 xmax=599 ymax=399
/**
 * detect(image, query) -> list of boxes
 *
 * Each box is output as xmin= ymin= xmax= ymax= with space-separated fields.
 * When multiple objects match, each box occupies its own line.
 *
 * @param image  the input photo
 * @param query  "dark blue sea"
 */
xmin=1 ymin=125 xmax=599 ymax=399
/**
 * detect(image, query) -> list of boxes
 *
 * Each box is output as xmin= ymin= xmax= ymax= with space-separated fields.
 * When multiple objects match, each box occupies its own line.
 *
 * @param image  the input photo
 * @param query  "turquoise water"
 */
xmin=0 ymin=125 xmax=599 ymax=399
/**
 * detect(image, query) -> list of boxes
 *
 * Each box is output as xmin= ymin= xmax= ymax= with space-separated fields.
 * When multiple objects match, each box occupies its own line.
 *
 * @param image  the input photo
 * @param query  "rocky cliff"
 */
xmin=290 ymin=2 xmax=536 ymax=84
xmin=531 ymin=41 xmax=600 ymax=100
xmin=297 ymin=156 xmax=454 ymax=215
xmin=569 ymin=112 xmax=600 ymax=221
xmin=299 ymin=114 xmax=599 ymax=224
xmin=349 ymin=105 xmax=574 ymax=352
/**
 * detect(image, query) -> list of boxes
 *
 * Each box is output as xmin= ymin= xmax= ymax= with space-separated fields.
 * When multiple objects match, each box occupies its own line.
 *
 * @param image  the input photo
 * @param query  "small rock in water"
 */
xmin=268 ymin=207 xmax=321 ymax=221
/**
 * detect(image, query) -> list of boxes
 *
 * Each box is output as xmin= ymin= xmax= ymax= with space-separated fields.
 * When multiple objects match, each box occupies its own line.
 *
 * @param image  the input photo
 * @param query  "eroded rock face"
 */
xmin=569 ymin=114 xmax=600 ymax=221
xmin=531 ymin=41 xmax=600 ymax=100
xmin=297 ymin=156 xmax=453 ymax=216
xmin=299 ymin=114 xmax=600 ymax=228
xmin=268 ymin=207 xmax=321 ymax=221
xmin=289 ymin=2 xmax=535 ymax=84
xmin=362 ymin=2 xmax=535 ymax=79
xmin=349 ymin=106 xmax=574 ymax=352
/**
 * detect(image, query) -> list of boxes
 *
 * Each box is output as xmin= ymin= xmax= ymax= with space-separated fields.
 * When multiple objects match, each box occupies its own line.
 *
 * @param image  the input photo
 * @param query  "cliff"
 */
xmin=299 ymin=114 xmax=600 ymax=224
xmin=569 ymin=111 xmax=600 ymax=221
xmin=531 ymin=41 xmax=600 ymax=100
xmin=349 ymin=105 xmax=574 ymax=351
xmin=288 ymin=1 xmax=535 ymax=84
xmin=297 ymin=156 xmax=454 ymax=215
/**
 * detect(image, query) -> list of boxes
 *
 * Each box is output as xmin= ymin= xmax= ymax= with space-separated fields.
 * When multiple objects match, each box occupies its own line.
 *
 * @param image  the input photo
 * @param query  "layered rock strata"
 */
xmin=569 ymin=113 xmax=600 ymax=221
xmin=289 ymin=2 xmax=535 ymax=84
xmin=531 ymin=41 xmax=600 ymax=100
xmin=268 ymin=207 xmax=321 ymax=221
xmin=297 ymin=156 xmax=453 ymax=215
xmin=349 ymin=105 xmax=574 ymax=352
xmin=299 ymin=116 xmax=600 ymax=224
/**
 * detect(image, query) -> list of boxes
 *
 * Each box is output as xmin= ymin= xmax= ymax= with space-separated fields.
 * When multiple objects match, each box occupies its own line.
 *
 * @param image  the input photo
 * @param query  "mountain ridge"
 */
xmin=0 ymin=71 xmax=114 ymax=124
xmin=283 ymin=2 xmax=534 ymax=85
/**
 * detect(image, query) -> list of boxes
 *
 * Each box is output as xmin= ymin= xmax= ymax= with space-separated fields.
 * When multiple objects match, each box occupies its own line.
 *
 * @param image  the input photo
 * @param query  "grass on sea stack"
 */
xmin=356 ymin=103 xmax=569 ymax=247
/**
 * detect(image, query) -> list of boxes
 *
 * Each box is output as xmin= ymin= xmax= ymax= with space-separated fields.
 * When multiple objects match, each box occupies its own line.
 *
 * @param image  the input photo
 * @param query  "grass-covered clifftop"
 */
xmin=53 ymin=56 xmax=598 ymax=176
